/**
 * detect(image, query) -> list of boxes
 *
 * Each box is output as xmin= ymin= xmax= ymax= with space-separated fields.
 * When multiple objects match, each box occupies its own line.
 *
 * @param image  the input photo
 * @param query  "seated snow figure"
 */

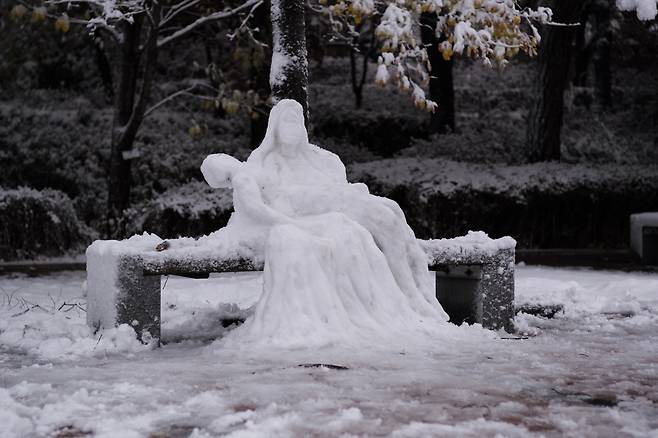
xmin=201 ymin=99 xmax=448 ymax=348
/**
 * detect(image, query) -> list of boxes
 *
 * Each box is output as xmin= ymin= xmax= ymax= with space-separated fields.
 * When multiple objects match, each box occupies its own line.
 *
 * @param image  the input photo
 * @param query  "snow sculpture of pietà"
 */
xmin=201 ymin=99 xmax=449 ymax=348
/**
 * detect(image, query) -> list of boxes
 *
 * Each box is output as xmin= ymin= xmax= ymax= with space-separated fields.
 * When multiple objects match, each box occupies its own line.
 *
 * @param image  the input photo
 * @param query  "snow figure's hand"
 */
xmin=201 ymin=154 xmax=243 ymax=189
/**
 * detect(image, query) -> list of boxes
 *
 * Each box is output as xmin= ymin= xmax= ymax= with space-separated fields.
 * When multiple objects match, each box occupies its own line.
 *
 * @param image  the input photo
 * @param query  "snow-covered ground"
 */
xmin=1 ymin=266 xmax=657 ymax=437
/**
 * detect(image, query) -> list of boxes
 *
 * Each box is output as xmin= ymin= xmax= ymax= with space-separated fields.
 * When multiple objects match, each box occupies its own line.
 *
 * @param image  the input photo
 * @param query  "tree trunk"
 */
xmin=270 ymin=0 xmax=308 ymax=120
xmin=349 ymin=35 xmax=369 ymax=109
xmin=250 ymin=0 xmax=272 ymax=147
xmin=93 ymin=37 xmax=114 ymax=101
xmin=107 ymin=18 xmax=143 ymax=230
xmin=420 ymin=12 xmax=455 ymax=134
xmin=573 ymin=3 xmax=591 ymax=87
xmin=526 ymin=0 xmax=585 ymax=162
xmin=106 ymin=9 xmax=160 ymax=236
xmin=592 ymin=0 xmax=613 ymax=108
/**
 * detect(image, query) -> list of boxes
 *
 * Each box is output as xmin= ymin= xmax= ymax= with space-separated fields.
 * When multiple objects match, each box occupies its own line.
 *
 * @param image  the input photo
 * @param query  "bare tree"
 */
xmin=16 ymin=0 xmax=264 ymax=235
xmin=526 ymin=0 xmax=585 ymax=162
xmin=420 ymin=12 xmax=455 ymax=134
xmin=526 ymin=0 xmax=655 ymax=162
xmin=270 ymin=0 xmax=309 ymax=119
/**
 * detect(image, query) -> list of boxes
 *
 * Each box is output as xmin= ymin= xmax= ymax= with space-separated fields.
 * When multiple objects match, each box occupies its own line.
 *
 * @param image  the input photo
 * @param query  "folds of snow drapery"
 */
xmin=201 ymin=99 xmax=450 ymax=349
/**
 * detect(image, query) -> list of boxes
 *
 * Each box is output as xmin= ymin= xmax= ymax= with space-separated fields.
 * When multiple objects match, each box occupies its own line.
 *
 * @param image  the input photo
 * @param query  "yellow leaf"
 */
xmin=188 ymin=123 xmax=202 ymax=138
xmin=55 ymin=14 xmax=70 ymax=33
xmin=10 ymin=5 xmax=27 ymax=20
xmin=31 ymin=6 xmax=47 ymax=23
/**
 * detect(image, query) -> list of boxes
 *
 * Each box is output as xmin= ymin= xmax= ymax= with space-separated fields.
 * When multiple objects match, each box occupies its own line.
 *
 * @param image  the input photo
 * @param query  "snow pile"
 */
xmin=200 ymin=99 xmax=453 ymax=350
xmin=0 ymin=273 xmax=153 ymax=361
xmin=1 ymin=267 xmax=657 ymax=436
xmin=516 ymin=266 xmax=658 ymax=317
xmin=0 ymin=319 xmax=151 ymax=361
xmin=162 ymin=273 xmax=261 ymax=342
xmin=0 ymin=271 xmax=261 ymax=362
xmin=515 ymin=266 xmax=658 ymax=336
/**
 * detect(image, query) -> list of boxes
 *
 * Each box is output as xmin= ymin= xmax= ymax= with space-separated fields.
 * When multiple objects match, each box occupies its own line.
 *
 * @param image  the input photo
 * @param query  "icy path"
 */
xmin=1 ymin=267 xmax=657 ymax=437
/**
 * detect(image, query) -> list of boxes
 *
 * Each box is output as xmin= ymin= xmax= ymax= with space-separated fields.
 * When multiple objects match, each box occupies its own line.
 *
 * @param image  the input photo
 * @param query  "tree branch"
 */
xmin=121 ymin=4 xmax=161 ymax=145
xmin=17 ymin=0 xmax=123 ymax=43
xmin=157 ymin=0 xmax=263 ymax=48
xmin=227 ymin=0 xmax=263 ymax=40
xmin=144 ymin=84 xmax=200 ymax=117
xmin=160 ymin=0 xmax=200 ymax=27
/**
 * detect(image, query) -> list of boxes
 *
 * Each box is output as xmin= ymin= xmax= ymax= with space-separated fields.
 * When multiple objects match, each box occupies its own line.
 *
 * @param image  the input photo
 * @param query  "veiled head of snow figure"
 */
xmin=248 ymin=99 xmax=309 ymax=164
xmin=276 ymin=103 xmax=307 ymax=157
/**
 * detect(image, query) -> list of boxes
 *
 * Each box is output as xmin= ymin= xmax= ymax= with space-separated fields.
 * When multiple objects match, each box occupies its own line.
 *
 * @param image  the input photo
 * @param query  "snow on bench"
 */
xmin=86 ymin=231 xmax=516 ymax=342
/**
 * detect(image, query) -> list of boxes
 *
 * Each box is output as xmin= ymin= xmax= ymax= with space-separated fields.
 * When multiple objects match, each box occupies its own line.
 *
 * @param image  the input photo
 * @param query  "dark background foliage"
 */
xmin=0 ymin=2 xmax=657 ymax=259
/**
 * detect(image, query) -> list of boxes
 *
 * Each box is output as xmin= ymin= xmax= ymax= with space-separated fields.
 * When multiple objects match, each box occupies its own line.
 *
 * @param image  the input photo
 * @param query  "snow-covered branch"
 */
xmin=14 ymin=0 xmax=124 ymax=42
xmin=157 ymin=0 xmax=264 ymax=48
xmin=317 ymin=0 xmax=553 ymax=110
xmin=160 ymin=0 xmax=199 ymax=27
xmin=144 ymin=84 xmax=201 ymax=117
xmin=617 ymin=0 xmax=657 ymax=20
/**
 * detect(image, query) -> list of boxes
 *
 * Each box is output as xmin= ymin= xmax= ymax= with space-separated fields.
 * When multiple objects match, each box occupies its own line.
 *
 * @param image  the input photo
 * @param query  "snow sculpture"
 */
xmin=201 ymin=99 xmax=448 ymax=348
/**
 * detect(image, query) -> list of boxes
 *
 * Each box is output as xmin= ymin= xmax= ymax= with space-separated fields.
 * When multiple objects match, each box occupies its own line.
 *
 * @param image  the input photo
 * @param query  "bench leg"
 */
xmin=116 ymin=257 xmax=161 ymax=343
xmin=480 ymin=249 xmax=515 ymax=332
xmin=434 ymin=265 xmax=483 ymax=326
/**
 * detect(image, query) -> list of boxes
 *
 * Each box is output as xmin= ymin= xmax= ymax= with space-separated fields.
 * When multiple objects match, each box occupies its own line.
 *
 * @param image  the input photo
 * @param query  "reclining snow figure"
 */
xmin=201 ymin=99 xmax=449 ymax=348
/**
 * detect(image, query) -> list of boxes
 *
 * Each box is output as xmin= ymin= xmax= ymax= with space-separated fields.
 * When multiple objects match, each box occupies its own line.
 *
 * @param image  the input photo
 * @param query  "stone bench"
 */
xmin=86 ymin=231 xmax=515 ymax=342
xmin=630 ymin=213 xmax=658 ymax=265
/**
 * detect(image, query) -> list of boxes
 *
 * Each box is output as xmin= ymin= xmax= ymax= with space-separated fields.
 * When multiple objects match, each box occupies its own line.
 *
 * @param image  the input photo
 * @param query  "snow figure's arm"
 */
xmin=232 ymin=172 xmax=295 ymax=226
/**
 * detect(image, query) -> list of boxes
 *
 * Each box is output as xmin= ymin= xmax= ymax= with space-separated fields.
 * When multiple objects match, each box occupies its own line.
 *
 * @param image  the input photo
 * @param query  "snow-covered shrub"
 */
xmin=0 ymin=187 xmax=95 ymax=260
xmin=311 ymin=79 xmax=428 ymax=156
xmin=351 ymin=158 xmax=658 ymax=248
xmin=0 ymin=8 xmax=101 ymax=95
xmin=126 ymin=181 xmax=234 ymax=239
xmin=0 ymin=96 xmax=110 ymax=225
xmin=313 ymin=109 xmax=427 ymax=156
xmin=0 ymin=95 xmax=250 ymax=230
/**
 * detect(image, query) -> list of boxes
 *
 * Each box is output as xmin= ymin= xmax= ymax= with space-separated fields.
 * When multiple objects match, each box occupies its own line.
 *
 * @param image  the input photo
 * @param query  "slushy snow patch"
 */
xmin=1 ymin=266 xmax=657 ymax=437
xmin=0 ymin=273 xmax=154 ymax=361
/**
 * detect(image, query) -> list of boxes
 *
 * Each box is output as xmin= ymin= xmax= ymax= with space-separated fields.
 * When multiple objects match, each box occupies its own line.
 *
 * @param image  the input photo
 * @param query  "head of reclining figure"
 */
xmin=200 ymin=153 xmax=242 ymax=189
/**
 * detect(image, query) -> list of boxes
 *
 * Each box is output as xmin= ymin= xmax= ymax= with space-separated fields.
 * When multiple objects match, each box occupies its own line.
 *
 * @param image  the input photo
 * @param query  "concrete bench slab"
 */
xmin=87 ymin=231 xmax=516 ymax=342
xmin=630 ymin=213 xmax=658 ymax=265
